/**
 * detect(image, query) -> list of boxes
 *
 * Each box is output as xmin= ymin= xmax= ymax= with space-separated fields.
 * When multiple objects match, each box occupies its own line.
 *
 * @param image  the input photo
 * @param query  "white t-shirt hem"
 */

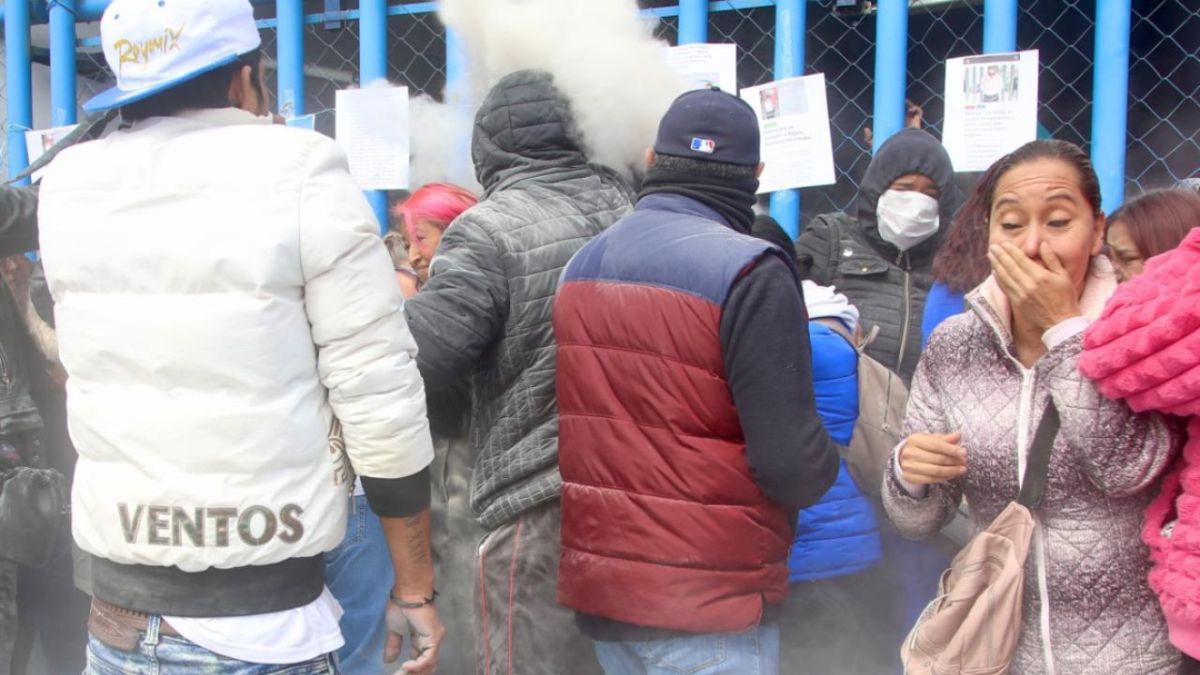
xmin=166 ymin=587 xmax=345 ymax=664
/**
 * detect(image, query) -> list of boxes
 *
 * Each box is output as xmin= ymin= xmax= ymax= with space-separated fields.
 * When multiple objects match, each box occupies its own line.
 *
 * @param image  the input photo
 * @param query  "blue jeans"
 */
xmin=85 ymin=616 xmax=338 ymax=674
xmin=593 ymin=625 xmax=780 ymax=675
xmin=325 ymin=494 xmax=394 ymax=675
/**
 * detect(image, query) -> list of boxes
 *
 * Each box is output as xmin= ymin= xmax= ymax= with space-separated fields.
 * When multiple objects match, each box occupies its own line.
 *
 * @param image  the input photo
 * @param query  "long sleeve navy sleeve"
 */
xmin=719 ymin=253 xmax=840 ymax=508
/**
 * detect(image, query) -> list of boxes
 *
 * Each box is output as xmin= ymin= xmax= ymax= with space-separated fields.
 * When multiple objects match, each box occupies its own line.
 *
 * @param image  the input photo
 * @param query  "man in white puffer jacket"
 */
xmin=36 ymin=1 xmax=444 ymax=673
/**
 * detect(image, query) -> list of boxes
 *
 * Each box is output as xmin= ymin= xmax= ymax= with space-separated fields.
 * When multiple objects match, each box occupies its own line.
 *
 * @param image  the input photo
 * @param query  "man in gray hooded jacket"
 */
xmin=403 ymin=69 xmax=632 ymax=674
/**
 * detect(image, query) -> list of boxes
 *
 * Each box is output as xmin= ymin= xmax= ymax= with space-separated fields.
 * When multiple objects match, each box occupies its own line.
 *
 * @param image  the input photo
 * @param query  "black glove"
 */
xmin=0 ymin=466 xmax=66 ymax=568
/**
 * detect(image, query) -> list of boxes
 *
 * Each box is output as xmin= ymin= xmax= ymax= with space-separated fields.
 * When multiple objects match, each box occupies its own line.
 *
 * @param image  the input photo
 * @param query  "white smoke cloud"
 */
xmin=408 ymin=94 xmax=480 ymax=192
xmin=438 ymin=0 xmax=687 ymax=178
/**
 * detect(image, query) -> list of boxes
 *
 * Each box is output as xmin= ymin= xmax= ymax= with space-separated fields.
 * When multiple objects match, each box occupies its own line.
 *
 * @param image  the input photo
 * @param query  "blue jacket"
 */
xmin=788 ymin=321 xmax=882 ymax=583
xmin=921 ymin=280 xmax=966 ymax=349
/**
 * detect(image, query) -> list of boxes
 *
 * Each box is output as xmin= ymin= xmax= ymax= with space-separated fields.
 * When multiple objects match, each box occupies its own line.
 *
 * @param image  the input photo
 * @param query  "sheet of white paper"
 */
xmin=943 ymin=50 xmax=1039 ymax=172
xmin=740 ymin=74 xmax=836 ymax=192
xmin=286 ymin=114 xmax=316 ymax=130
xmin=24 ymin=124 xmax=78 ymax=182
xmin=665 ymin=43 xmax=738 ymax=93
xmin=335 ymin=87 xmax=410 ymax=190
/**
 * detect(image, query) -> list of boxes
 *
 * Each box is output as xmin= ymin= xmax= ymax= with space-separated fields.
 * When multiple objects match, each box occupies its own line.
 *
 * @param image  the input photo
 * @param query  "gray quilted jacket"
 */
xmin=883 ymin=262 xmax=1183 ymax=674
xmin=403 ymin=70 xmax=634 ymax=531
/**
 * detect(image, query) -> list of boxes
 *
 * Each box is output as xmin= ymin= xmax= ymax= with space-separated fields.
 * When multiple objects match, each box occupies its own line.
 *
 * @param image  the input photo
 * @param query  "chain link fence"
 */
xmin=1127 ymin=0 xmax=1200 ymax=192
xmin=0 ymin=1 xmax=1193 ymax=211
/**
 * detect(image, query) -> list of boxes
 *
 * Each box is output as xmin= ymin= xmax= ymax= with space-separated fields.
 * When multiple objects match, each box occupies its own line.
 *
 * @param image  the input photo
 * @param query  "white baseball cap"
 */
xmin=84 ymin=0 xmax=262 ymax=113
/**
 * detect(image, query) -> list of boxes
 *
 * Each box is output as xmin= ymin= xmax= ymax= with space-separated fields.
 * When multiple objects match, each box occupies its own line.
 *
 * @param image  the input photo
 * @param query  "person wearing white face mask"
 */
xmin=797 ymin=128 xmax=958 ymax=385
xmin=796 ymin=128 xmax=960 ymax=653
xmin=877 ymin=187 xmax=941 ymax=252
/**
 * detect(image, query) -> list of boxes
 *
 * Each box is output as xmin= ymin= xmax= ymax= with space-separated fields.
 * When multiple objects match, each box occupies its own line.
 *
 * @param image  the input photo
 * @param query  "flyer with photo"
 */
xmin=24 ymin=124 xmax=78 ymax=182
xmin=740 ymin=74 xmax=836 ymax=192
xmin=943 ymin=50 xmax=1039 ymax=172
xmin=665 ymin=43 xmax=739 ymax=93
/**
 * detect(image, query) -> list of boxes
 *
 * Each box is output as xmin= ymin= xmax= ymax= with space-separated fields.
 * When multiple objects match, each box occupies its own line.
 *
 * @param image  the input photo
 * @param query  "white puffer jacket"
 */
xmin=38 ymin=108 xmax=433 ymax=572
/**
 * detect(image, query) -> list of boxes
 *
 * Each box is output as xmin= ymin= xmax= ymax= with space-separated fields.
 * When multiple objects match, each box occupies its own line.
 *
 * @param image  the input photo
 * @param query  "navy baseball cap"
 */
xmin=653 ymin=88 xmax=761 ymax=166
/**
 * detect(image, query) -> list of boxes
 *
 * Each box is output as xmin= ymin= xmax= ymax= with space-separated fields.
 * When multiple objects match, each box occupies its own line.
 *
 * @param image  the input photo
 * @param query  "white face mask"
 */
xmin=876 ymin=189 xmax=940 ymax=251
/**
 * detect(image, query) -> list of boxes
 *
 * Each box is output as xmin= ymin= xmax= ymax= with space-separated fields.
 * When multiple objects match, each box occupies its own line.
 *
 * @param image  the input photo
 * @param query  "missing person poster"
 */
xmin=943 ymin=50 xmax=1039 ymax=172
xmin=740 ymin=74 xmax=836 ymax=193
xmin=335 ymin=86 xmax=410 ymax=190
xmin=665 ymin=43 xmax=738 ymax=93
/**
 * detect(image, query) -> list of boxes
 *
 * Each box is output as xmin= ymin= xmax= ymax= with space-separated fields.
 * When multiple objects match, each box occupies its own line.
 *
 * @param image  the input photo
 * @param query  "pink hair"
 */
xmin=392 ymin=182 xmax=478 ymax=233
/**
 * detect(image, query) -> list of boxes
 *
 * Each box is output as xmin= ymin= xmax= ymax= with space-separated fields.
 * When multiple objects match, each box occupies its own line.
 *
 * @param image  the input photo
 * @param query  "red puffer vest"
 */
xmin=553 ymin=194 xmax=793 ymax=633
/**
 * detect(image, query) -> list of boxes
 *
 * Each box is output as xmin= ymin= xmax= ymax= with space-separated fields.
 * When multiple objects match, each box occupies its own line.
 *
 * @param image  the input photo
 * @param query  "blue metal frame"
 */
xmin=872 ymin=0 xmax=907 ymax=155
xmin=769 ymin=0 xmax=804 ymax=237
xmin=982 ymin=0 xmax=1018 ymax=54
xmin=445 ymin=28 xmax=472 ymax=183
xmin=276 ymin=0 xmax=305 ymax=118
xmin=678 ymin=0 xmax=709 ymax=44
xmin=1092 ymin=0 xmax=1131 ymax=213
xmin=6 ymin=0 xmax=31 ymax=184
xmin=2 ymin=0 xmax=1140 ymax=217
xmin=359 ymin=0 xmax=390 ymax=233
xmin=49 ymin=0 xmax=77 ymax=127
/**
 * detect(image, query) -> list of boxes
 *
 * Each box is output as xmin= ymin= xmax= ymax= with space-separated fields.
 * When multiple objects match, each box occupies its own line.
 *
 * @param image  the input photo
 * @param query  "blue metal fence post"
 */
xmin=276 ymin=0 xmax=304 ymax=118
xmin=359 ymin=0 xmax=389 ymax=232
xmin=49 ymin=0 xmax=78 ymax=127
xmin=1091 ymin=0 xmax=1131 ymax=213
xmin=445 ymin=28 xmax=468 ymax=105
xmin=445 ymin=27 xmax=472 ymax=185
xmin=677 ymin=0 xmax=709 ymax=44
xmin=5 ymin=0 xmax=32 ymax=185
xmin=872 ymin=0 xmax=907 ymax=154
xmin=770 ymin=0 xmax=805 ymax=237
xmin=982 ymin=0 xmax=1018 ymax=53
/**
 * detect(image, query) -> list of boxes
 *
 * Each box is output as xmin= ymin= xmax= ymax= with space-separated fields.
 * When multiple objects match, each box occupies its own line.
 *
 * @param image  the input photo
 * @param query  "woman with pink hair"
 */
xmin=389 ymin=181 xmax=480 ymax=675
xmin=390 ymin=182 xmax=478 ymax=295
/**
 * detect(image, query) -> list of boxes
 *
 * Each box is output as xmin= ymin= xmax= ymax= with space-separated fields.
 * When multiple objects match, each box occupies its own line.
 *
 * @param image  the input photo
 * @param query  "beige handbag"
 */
xmin=901 ymin=402 xmax=1060 ymax=675
xmin=816 ymin=319 xmax=909 ymax=498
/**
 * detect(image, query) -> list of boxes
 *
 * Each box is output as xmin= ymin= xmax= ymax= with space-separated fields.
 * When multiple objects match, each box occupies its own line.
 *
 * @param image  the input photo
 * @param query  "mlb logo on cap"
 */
xmin=690 ymin=137 xmax=716 ymax=154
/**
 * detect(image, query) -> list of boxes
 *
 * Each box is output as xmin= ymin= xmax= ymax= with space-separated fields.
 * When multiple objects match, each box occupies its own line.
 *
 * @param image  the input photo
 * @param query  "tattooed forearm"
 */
xmin=403 ymin=511 xmax=430 ymax=565
xmin=381 ymin=508 xmax=435 ymax=599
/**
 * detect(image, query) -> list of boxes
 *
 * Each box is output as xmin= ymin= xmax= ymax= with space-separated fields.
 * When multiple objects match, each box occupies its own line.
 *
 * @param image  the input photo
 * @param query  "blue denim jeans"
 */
xmin=593 ymin=624 xmax=780 ymax=675
xmin=324 ymin=494 xmax=394 ymax=675
xmin=85 ymin=615 xmax=339 ymax=674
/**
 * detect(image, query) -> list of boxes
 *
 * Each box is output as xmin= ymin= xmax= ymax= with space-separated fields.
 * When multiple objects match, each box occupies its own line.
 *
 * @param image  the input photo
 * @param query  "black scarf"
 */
xmin=638 ymin=167 xmax=759 ymax=233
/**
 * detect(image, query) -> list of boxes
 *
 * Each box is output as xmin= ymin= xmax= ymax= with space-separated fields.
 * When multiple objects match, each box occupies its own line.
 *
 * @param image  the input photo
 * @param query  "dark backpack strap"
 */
xmin=7 ymin=109 xmax=119 ymax=186
xmin=1017 ymin=401 xmax=1060 ymax=509
xmin=826 ymin=215 xmax=841 ymax=280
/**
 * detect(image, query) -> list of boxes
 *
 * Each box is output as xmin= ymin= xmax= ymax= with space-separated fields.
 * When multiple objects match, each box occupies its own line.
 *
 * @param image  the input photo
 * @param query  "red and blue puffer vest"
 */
xmin=554 ymin=194 xmax=794 ymax=633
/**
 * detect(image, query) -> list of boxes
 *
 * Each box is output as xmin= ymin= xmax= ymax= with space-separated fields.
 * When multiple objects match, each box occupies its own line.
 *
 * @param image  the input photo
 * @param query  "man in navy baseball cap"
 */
xmin=552 ymin=84 xmax=839 ymax=674
xmin=652 ymin=87 xmax=762 ymax=169
xmin=632 ymin=87 xmax=765 ymax=233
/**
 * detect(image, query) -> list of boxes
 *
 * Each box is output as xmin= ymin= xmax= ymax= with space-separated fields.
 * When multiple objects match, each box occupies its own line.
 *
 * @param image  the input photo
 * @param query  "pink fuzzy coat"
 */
xmin=1081 ymin=227 xmax=1200 ymax=659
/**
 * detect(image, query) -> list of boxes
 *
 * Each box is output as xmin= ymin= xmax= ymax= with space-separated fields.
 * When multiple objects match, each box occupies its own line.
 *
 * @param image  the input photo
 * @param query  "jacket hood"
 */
xmin=472 ymin=70 xmax=591 ymax=195
xmin=855 ymin=128 xmax=958 ymax=261
xmin=802 ymin=280 xmax=860 ymax=334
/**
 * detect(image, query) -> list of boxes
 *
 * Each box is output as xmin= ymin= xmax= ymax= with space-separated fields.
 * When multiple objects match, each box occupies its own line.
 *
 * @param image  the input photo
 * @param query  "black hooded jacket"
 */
xmin=796 ymin=129 xmax=957 ymax=384
xmin=403 ymin=70 xmax=634 ymax=531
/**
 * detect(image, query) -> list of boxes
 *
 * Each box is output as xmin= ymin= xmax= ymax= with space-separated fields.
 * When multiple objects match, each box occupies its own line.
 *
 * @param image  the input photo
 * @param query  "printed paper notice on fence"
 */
xmin=335 ymin=86 xmax=410 ymax=190
xmin=665 ymin=44 xmax=738 ymax=93
xmin=286 ymin=114 xmax=316 ymax=131
xmin=943 ymin=50 xmax=1039 ymax=172
xmin=24 ymin=125 xmax=78 ymax=182
xmin=740 ymin=74 xmax=836 ymax=193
